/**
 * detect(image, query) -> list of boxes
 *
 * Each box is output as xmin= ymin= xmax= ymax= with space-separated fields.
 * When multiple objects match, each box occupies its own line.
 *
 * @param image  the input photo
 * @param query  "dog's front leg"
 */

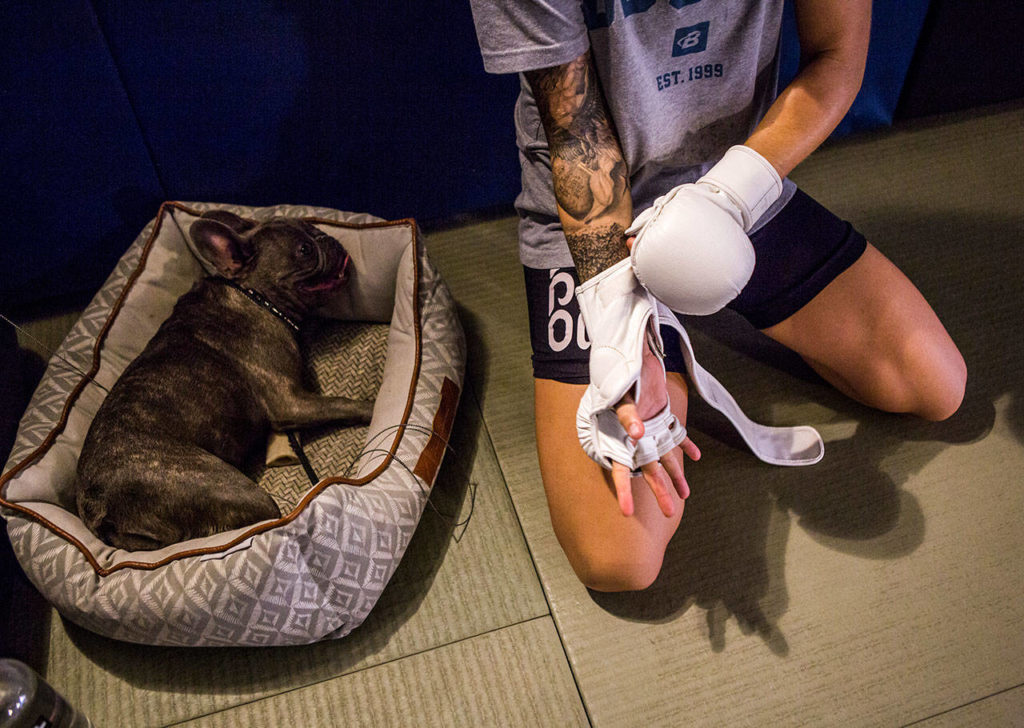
xmin=269 ymin=391 xmax=374 ymax=431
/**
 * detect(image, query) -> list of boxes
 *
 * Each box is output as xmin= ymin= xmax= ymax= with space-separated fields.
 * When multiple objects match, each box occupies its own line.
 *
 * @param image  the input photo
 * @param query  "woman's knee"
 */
xmin=906 ymin=337 xmax=967 ymax=421
xmin=562 ymin=532 xmax=668 ymax=592
xmin=869 ymin=333 xmax=967 ymax=421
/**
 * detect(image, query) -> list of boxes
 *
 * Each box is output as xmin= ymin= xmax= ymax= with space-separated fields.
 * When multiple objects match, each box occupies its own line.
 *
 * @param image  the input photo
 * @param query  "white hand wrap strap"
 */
xmin=574 ymin=259 xmax=824 ymax=470
xmin=653 ymin=299 xmax=824 ymax=466
xmin=574 ymin=259 xmax=687 ymax=470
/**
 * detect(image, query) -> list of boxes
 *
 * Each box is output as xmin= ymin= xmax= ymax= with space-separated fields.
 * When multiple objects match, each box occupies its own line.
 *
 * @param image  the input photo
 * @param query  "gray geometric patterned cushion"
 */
xmin=0 ymin=201 xmax=465 ymax=646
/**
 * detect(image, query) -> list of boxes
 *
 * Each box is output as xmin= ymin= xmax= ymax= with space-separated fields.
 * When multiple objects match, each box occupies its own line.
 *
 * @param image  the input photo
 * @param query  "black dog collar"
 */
xmin=217 ymin=278 xmax=301 ymax=333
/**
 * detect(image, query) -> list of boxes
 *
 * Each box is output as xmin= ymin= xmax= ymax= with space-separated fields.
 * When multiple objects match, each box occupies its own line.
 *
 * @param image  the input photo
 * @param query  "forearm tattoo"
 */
xmin=526 ymin=53 xmax=631 ymax=282
xmin=566 ymin=223 xmax=630 ymax=281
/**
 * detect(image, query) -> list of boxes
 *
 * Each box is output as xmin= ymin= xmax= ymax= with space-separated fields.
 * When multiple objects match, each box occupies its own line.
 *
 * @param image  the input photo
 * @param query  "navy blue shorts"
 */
xmin=524 ymin=188 xmax=867 ymax=383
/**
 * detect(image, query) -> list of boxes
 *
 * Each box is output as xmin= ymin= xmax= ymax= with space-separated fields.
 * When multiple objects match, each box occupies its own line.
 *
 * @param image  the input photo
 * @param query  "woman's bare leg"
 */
xmin=534 ymin=372 xmax=692 ymax=591
xmin=763 ymin=243 xmax=966 ymax=421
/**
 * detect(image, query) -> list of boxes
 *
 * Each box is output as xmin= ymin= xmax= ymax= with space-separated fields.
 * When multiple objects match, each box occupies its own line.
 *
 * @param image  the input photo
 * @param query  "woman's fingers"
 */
xmin=615 ymin=392 xmax=645 ymax=440
xmin=660 ymin=447 xmax=690 ymax=500
xmin=611 ymin=461 xmax=636 ymax=517
xmin=641 ymin=461 xmax=677 ymax=517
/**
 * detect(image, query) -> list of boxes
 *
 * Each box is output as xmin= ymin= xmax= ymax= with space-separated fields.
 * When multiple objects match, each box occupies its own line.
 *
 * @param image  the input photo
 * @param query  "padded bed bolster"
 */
xmin=0 ymin=201 xmax=466 ymax=646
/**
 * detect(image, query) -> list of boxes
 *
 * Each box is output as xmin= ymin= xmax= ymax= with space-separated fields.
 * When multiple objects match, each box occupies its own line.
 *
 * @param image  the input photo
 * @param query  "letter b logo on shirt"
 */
xmin=672 ymin=21 xmax=709 ymax=57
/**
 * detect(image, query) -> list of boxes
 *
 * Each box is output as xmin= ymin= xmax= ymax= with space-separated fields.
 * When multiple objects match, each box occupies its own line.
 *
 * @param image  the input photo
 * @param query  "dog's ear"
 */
xmin=197 ymin=210 xmax=257 ymax=234
xmin=189 ymin=219 xmax=256 ymax=277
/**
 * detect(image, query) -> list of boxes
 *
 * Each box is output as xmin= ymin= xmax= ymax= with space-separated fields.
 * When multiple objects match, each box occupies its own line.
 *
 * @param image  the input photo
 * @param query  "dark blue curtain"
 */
xmin=1 ymin=1 xmax=934 ymax=312
xmin=779 ymin=0 xmax=931 ymax=137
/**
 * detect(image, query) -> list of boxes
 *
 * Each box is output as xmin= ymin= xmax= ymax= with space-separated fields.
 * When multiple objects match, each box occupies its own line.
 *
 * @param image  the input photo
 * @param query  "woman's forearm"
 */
xmin=525 ymin=51 xmax=633 ymax=282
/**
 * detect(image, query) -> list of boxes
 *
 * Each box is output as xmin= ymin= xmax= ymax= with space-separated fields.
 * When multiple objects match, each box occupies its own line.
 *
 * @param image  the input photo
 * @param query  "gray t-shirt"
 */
xmin=470 ymin=0 xmax=796 ymax=268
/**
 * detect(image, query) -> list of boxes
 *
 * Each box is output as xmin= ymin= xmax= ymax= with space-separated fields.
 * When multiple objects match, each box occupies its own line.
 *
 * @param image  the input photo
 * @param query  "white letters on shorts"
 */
xmin=548 ymin=269 xmax=590 ymax=353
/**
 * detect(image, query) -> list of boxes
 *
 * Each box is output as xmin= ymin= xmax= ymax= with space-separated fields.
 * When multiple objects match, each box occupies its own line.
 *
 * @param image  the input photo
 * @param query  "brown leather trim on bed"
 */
xmin=413 ymin=376 xmax=462 ymax=486
xmin=0 ymin=202 xmax=427 ymax=576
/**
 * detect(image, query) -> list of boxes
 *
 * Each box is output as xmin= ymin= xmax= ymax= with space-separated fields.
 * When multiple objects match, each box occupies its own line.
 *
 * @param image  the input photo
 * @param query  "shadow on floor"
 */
xmin=1 ymin=325 xmax=55 ymax=672
xmin=454 ymin=305 xmax=494 ymax=415
xmin=591 ymin=208 xmax=1018 ymax=653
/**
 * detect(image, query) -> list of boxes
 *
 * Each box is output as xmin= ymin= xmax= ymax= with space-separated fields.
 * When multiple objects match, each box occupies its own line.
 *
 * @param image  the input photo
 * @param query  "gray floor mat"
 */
xmin=428 ymin=103 xmax=1024 ymax=728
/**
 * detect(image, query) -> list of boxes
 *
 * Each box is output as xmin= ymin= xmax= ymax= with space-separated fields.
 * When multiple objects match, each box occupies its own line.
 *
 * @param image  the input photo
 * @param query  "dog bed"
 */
xmin=0 ymin=201 xmax=465 ymax=647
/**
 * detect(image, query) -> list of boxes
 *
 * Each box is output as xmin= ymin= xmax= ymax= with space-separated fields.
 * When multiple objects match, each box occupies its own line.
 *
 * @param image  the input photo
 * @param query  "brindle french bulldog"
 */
xmin=76 ymin=211 xmax=373 ymax=551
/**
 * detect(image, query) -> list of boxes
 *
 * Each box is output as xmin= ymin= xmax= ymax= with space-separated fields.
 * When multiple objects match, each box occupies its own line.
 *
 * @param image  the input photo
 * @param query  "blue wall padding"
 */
xmin=89 ymin=1 xmax=521 ymax=224
xmin=0 ymin=1 xmax=166 ymax=311
xmin=1 ymin=3 xmax=521 ymax=311
xmin=779 ymin=0 xmax=931 ymax=137
xmin=2 ymin=2 xmax=928 ymax=311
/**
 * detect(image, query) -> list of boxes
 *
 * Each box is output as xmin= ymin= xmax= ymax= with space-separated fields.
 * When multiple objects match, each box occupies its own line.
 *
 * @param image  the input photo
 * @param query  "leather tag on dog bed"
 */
xmin=414 ymin=376 xmax=460 ymax=485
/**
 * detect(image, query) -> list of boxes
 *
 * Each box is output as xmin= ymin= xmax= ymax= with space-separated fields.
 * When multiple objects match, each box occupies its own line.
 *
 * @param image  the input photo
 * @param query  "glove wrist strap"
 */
xmin=699 ymin=145 xmax=783 ymax=230
xmin=576 ymin=257 xmax=635 ymax=299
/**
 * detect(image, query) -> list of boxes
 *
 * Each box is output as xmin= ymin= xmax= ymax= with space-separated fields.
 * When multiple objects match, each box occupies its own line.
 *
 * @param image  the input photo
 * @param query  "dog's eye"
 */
xmin=298 ymin=242 xmax=313 ymax=258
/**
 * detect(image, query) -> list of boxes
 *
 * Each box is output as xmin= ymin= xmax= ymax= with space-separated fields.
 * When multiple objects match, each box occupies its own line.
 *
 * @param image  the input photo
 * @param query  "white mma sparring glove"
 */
xmin=627 ymin=145 xmax=783 ymax=315
xmin=575 ymin=258 xmax=688 ymax=472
